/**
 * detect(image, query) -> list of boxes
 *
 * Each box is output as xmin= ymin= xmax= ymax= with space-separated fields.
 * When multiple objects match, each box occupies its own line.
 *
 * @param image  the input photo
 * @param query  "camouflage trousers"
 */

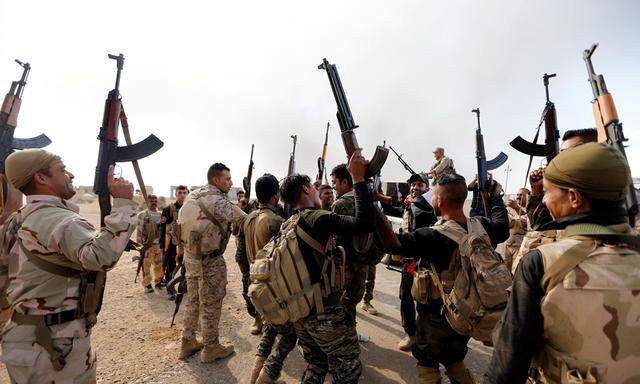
xmin=141 ymin=245 xmax=164 ymax=287
xmin=2 ymin=335 xmax=96 ymax=384
xmin=293 ymin=306 xmax=361 ymax=384
xmin=257 ymin=323 xmax=297 ymax=380
xmin=235 ymin=252 xmax=257 ymax=318
xmin=182 ymin=254 xmax=227 ymax=346
xmin=341 ymin=263 xmax=376 ymax=321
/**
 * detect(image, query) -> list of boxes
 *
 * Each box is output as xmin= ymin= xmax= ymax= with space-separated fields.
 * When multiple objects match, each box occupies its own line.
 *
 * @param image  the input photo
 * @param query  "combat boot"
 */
xmin=179 ymin=338 xmax=203 ymax=360
xmin=200 ymin=342 xmax=234 ymax=363
xmin=444 ymin=361 xmax=475 ymax=384
xmin=397 ymin=335 xmax=414 ymax=351
xmin=417 ymin=366 xmax=442 ymax=384
xmin=250 ymin=314 xmax=263 ymax=335
xmin=361 ymin=301 xmax=378 ymax=315
xmin=249 ymin=356 xmax=266 ymax=384
xmin=255 ymin=370 xmax=275 ymax=384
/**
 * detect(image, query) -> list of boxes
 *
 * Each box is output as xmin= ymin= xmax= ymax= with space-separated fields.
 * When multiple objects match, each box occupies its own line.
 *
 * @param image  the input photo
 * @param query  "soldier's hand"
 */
xmin=529 ymin=167 xmax=544 ymax=196
xmin=347 ymin=149 xmax=367 ymax=183
xmin=107 ymin=165 xmax=134 ymax=200
xmin=507 ymin=199 xmax=518 ymax=209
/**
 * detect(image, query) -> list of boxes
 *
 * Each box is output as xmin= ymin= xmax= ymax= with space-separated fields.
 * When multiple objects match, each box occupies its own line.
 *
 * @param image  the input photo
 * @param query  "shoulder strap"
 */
xmin=565 ymin=223 xmax=640 ymax=252
xmin=295 ymin=225 xmax=326 ymax=254
xmin=540 ymin=240 xmax=598 ymax=294
xmin=433 ymin=220 xmax=466 ymax=245
xmin=196 ymin=198 xmax=227 ymax=235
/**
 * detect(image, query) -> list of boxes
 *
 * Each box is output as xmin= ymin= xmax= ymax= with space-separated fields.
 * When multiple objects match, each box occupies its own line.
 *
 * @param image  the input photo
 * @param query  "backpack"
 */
xmin=248 ymin=211 xmax=346 ymax=325
xmin=431 ymin=217 xmax=512 ymax=344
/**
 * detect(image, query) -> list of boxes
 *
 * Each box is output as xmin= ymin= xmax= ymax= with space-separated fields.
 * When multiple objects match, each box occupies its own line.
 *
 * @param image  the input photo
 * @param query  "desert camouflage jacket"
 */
xmin=136 ymin=209 xmax=162 ymax=245
xmin=0 ymin=195 xmax=137 ymax=341
xmin=178 ymin=184 xmax=246 ymax=263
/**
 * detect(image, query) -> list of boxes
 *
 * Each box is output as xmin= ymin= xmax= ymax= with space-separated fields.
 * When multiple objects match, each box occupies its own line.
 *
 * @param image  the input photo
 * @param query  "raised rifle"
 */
xmin=0 ymin=59 xmax=51 ymax=217
xmin=317 ymin=122 xmax=330 ymax=184
xmin=288 ymin=135 xmax=297 ymax=177
xmin=318 ymin=58 xmax=399 ymax=248
xmin=243 ymin=144 xmax=254 ymax=201
xmin=389 ymin=145 xmax=417 ymax=176
xmin=584 ymin=43 xmax=638 ymax=225
xmin=473 ymin=108 xmax=508 ymax=217
xmin=93 ymin=53 xmax=164 ymax=227
xmin=509 ymin=73 xmax=560 ymax=186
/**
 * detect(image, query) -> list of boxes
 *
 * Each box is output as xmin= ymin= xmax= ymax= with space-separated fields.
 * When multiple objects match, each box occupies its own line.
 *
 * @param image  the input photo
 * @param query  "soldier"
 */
xmin=389 ymin=173 xmax=508 ymax=383
xmin=137 ymin=194 xmax=164 ymax=293
xmin=380 ymin=172 xmax=437 ymax=351
xmin=236 ymin=174 xmax=297 ymax=384
xmin=428 ymin=147 xmax=456 ymax=185
xmin=331 ymin=164 xmax=381 ymax=319
xmin=0 ymin=149 xmax=136 ymax=383
xmin=177 ymin=163 xmax=246 ymax=363
xmin=467 ymin=173 xmax=503 ymax=217
xmin=279 ymin=150 xmax=375 ymax=383
xmin=318 ymin=184 xmax=334 ymax=211
xmin=486 ymin=142 xmax=640 ymax=383
xmin=161 ymin=185 xmax=187 ymax=300
xmin=503 ymin=187 xmax=529 ymax=272
xmin=560 ymin=127 xmax=597 ymax=151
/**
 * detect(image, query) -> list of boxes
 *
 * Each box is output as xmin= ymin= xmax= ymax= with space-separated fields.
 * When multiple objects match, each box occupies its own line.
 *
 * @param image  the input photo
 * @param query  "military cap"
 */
xmin=407 ymin=172 xmax=429 ymax=184
xmin=544 ymin=142 xmax=630 ymax=201
xmin=5 ymin=149 xmax=61 ymax=189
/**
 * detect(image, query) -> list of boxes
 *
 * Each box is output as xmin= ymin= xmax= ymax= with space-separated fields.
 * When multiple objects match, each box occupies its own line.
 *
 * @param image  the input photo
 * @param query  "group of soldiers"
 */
xmin=0 ymin=120 xmax=639 ymax=384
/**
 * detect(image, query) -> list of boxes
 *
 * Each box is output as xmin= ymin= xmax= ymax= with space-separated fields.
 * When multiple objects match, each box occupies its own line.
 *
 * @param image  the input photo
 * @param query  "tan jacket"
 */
xmin=243 ymin=204 xmax=284 ymax=264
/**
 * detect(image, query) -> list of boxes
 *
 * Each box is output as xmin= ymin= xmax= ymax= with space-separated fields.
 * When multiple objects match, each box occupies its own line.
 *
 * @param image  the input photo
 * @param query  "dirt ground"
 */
xmin=0 ymin=201 xmax=491 ymax=383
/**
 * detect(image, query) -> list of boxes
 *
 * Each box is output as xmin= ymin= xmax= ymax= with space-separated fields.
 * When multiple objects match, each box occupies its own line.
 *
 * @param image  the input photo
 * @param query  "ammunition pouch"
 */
xmin=530 ymin=343 xmax=605 ymax=384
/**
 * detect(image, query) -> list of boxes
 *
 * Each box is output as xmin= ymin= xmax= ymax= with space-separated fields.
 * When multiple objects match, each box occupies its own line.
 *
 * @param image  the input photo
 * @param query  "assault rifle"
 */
xmin=0 ymin=59 xmax=51 ymax=216
xmin=389 ymin=146 xmax=417 ymax=176
xmin=168 ymin=262 xmax=187 ymax=327
xmin=288 ymin=135 xmax=297 ymax=177
xmin=472 ymin=108 xmax=508 ymax=217
xmin=584 ymin=43 xmax=638 ymax=225
xmin=317 ymin=122 xmax=329 ymax=183
xmin=134 ymin=242 xmax=152 ymax=283
xmin=509 ymin=73 xmax=560 ymax=186
xmin=93 ymin=53 xmax=164 ymax=227
xmin=318 ymin=58 xmax=399 ymax=248
xmin=243 ymin=144 xmax=254 ymax=201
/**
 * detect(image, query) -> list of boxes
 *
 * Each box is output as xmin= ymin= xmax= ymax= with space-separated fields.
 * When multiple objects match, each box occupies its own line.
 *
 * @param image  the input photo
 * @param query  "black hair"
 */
xmin=176 ymin=185 xmax=189 ymax=192
xmin=562 ymin=128 xmax=597 ymax=142
xmin=436 ymin=174 xmax=468 ymax=206
xmin=318 ymin=184 xmax=333 ymax=192
xmin=255 ymin=174 xmax=279 ymax=204
xmin=207 ymin=163 xmax=230 ymax=181
xmin=280 ymin=174 xmax=311 ymax=205
xmin=330 ymin=163 xmax=353 ymax=188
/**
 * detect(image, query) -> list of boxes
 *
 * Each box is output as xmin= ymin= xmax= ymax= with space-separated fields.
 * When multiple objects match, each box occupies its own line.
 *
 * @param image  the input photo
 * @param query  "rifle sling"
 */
xmin=120 ymin=106 xmax=149 ymax=207
xmin=196 ymin=199 xmax=228 ymax=240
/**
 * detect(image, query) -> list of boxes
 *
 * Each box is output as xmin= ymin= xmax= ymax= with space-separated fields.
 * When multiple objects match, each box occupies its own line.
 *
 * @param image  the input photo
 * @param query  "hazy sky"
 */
xmin=1 ymin=0 xmax=638 ymax=197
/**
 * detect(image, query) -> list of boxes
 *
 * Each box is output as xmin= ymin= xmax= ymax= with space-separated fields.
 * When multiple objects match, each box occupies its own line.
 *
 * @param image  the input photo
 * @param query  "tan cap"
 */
xmin=544 ymin=142 xmax=630 ymax=201
xmin=5 ymin=149 xmax=61 ymax=190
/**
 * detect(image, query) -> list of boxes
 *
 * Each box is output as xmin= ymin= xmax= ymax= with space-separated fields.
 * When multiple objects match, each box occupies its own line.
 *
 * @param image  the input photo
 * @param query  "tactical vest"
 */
xmin=168 ymin=203 xmax=181 ymax=246
xmin=530 ymin=223 xmax=640 ymax=384
xmin=142 ymin=211 xmax=161 ymax=244
xmin=185 ymin=194 xmax=231 ymax=259
xmin=243 ymin=207 xmax=281 ymax=264
xmin=1 ymin=204 xmax=106 ymax=371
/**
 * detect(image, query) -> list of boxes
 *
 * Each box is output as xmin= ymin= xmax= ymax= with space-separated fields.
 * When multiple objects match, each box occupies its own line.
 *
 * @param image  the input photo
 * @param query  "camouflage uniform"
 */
xmin=487 ymin=219 xmax=640 ymax=383
xmin=503 ymin=206 xmax=527 ymax=272
xmin=290 ymin=181 xmax=375 ymax=384
xmin=178 ymin=185 xmax=245 ymax=348
xmin=429 ymin=156 xmax=455 ymax=185
xmin=0 ymin=195 xmax=137 ymax=384
xmin=137 ymin=209 xmax=163 ymax=287
xmin=236 ymin=203 xmax=297 ymax=381
xmin=332 ymin=190 xmax=381 ymax=321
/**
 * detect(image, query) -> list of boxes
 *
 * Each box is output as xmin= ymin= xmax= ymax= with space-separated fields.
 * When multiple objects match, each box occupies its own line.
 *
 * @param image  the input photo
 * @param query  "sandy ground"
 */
xmin=0 ymin=202 xmax=492 ymax=383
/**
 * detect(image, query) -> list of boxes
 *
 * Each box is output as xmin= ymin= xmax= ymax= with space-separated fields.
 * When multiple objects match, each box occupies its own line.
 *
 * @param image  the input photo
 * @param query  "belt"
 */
xmin=12 ymin=309 xmax=79 ymax=327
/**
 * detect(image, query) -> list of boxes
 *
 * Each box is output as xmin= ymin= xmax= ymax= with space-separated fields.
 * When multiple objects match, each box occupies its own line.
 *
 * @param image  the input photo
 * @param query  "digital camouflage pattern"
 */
xmin=533 ymin=225 xmax=640 ymax=384
xmin=0 ymin=195 xmax=137 ymax=383
xmin=504 ymin=206 xmax=528 ymax=272
xmin=178 ymin=185 xmax=246 ymax=346
xmin=137 ymin=210 xmax=163 ymax=287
